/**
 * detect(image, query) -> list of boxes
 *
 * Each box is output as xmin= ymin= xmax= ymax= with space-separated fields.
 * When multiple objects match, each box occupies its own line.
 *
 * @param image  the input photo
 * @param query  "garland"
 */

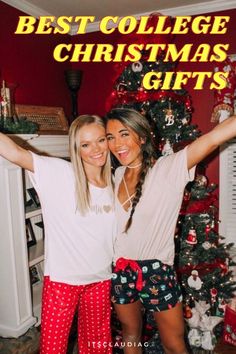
xmin=0 ymin=116 xmax=38 ymax=134
xmin=106 ymin=88 xmax=192 ymax=111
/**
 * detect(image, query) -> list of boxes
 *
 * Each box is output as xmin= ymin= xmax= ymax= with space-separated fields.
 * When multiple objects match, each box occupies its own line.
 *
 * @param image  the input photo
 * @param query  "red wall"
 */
xmin=0 ymin=1 xmax=72 ymax=118
xmin=174 ymin=9 xmax=236 ymax=187
xmin=1 ymin=2 xmax=235 ymax=189
xmin=0 ymin=1 xmax=118 ymax=119
xmin=70 ymin=30 xmax=121 ymax=116
xmin=72 ymin=9 xmax=236 ymax=189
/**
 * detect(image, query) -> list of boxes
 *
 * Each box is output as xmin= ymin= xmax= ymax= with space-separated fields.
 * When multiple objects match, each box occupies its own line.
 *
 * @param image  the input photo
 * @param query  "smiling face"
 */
xmin=78 ymin=123 xmax=108 ymax=169
xmin=106 ymin=119 xmax=143 ymax=167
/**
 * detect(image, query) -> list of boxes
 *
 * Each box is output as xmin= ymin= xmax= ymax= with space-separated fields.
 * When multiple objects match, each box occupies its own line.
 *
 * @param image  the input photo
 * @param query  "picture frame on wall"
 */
xmin=27 ymin=187 xmax=41 ymax=208
xmin=26 ymin=219 xmax=36 ymax=248
xmin=29 ymin=264 xmax=42 ymax=286
xmin=35 ymin=221 xmax=45 ymax=239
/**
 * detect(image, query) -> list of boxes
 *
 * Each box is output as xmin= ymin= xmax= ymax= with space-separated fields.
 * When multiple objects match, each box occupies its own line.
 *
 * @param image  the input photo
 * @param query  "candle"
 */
xmin=5 ymin=87 xmax=11 ymax=117
xmin=1 ymin=81 xmax=12 ymax=118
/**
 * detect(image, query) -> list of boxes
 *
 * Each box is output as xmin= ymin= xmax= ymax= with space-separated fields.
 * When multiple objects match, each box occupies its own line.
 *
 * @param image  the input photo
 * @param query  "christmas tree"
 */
xmin=176 ymin=175 xmax=236 ymax=350
xmin=106 ymin=53 xmax=200 ymax=157
xmin=107 ymin=13 xmax=236 ymax=353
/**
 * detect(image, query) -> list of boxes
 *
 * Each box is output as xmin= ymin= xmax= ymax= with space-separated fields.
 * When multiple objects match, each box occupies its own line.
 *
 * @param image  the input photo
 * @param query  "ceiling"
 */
xmin=2 ymin=0 xmax=236 ymax=32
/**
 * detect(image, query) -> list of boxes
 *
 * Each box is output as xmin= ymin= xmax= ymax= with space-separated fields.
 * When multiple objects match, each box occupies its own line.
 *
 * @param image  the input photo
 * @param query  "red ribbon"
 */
xmin=114 ymin=257 xmax=143 ymax=291
xmin=180 ymin=195 xmax=217 ymax=215
xmin=177 ymin=259 xmax=228 ymax=277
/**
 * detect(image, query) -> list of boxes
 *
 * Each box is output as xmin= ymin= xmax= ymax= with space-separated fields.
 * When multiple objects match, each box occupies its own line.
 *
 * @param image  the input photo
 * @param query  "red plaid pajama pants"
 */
xmin=40 ymin=276 xmax=112 ymax=354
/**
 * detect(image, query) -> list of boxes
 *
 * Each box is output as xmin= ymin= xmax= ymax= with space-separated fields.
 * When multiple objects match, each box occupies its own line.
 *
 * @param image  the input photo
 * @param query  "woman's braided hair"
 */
xmin=105 ymin=108 xmax=157 ymax=232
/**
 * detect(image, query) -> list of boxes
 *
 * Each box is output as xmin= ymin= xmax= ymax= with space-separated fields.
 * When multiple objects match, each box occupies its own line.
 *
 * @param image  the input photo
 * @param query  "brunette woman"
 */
xmin=106 ymin=107 xmax=236 ymax=354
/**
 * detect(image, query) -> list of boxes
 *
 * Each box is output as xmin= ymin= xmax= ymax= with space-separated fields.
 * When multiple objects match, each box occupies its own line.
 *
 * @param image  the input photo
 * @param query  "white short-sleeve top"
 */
xmin=113 ymin=147 xmax=196 ymax=265
xmin=28 ymin=152 xmax=115 ymax=285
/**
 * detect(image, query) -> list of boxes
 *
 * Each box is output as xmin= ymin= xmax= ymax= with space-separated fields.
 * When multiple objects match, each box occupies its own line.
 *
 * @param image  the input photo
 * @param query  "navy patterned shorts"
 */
xmin=111 ymin=258 xmax=182 ymax=312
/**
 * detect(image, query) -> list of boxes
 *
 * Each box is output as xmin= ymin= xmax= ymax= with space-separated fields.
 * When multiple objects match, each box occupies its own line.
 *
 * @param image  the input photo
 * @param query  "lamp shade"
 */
xmin=64 ymin=69 xmax=82 ymax=91
xmin=64 ymin=69 xmax=83 ymax=124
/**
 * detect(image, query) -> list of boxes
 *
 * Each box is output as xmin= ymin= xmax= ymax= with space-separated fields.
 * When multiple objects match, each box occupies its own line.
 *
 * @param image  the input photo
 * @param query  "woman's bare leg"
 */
xmin=153 ymin=303 xmax=188 ymax=354
xmin=114 ymin=301 xmax=143 ymax=354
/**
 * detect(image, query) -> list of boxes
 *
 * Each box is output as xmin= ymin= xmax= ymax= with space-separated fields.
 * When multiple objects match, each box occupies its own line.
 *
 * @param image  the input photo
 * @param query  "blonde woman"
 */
xmin=0 ymin=115 xmax=115 ymax=354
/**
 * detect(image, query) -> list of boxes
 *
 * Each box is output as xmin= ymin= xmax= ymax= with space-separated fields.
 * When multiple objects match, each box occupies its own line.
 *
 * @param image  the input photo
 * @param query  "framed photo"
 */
xmin=35 ymin=221 xmax=45 ymax=239
xmin=26 ymin=219 xmax=36 ymax=247
xmin=29 ymin=264 xmax=42 ymax=286
xmin=27 ymin=187 xmax=41 ymax=208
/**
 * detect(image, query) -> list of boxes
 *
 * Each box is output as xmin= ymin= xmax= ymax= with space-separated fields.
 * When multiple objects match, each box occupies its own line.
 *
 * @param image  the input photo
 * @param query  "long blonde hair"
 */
xmin=69 ymin=114 xmax=112 ymax=214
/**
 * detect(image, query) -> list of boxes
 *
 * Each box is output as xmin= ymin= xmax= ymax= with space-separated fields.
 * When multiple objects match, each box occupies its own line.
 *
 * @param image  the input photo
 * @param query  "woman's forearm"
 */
xmin=187 ymin=115 xmax=236 ymax=169
xmin=0 ymin=133 xmax=34 ymax=171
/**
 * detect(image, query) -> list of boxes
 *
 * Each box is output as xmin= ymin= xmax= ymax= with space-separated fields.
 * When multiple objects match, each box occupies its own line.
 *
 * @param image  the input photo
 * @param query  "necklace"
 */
xmin=127 ymin=162 xmax=142 ymax=169
xmin=122 ymin=175 xmax=135 ymax=207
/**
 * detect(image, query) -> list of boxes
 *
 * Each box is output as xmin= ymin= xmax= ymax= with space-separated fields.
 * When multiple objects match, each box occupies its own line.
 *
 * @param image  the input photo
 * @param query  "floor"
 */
xmin=0 ymin=327 xmax=40 ymax=354
xmin=0 ymin=329 xmax=235 ymax=354
xmin=214 ymin=339 xmax=236 ymax=354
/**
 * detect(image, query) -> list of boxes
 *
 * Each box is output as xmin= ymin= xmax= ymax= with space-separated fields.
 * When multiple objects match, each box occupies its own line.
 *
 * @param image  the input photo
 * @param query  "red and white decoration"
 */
xmin=211 ymin=55 xmax=236 ymax=122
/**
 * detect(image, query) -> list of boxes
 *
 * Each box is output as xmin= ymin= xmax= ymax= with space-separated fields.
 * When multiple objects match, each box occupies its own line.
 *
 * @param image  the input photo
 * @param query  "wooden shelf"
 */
xmin=29 ymin=239 xmax=44 ymax=267
xmin=25 ymin=206 xmax=42 ymax=219
xmin=0 ymin=134 xmax=69 ymax=337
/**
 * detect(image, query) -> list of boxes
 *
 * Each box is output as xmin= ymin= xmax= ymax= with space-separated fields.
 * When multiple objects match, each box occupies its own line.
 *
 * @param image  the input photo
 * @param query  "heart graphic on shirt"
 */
xmin=103 ymin=205 xmax=112 ymax=213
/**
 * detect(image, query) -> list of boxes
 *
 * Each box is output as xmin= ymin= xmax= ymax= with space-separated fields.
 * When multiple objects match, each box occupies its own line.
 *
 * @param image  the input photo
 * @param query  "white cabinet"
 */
xmin=0 ymin=134 xmax=69 ymax=338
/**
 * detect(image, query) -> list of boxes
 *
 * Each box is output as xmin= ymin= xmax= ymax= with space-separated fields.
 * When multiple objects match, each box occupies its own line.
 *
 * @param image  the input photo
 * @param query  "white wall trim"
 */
xmin=2 ymin=0 xmax=236 ymax=34
xmin=1 ymin=0 xmax=52 ymax=17
xmin=155 ymin=0 xmax=236 ymax=16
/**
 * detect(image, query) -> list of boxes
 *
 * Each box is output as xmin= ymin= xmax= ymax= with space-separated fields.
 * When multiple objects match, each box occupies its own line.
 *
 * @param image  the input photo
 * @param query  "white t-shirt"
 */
xmin=28 ymin=152 xmax=115 ymax=285
xmin=113 ymin=147 xmax=196 ymax=265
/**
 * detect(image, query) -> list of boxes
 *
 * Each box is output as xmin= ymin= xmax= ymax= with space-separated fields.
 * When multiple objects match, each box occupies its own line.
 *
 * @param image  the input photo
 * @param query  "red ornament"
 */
xmin=137 ymin=90 xmax=148 ymax=101
xmin=210 ymin=288 xmax=218 ymax=302
xmin=205 ymin=225 xmax=211 ymax=233
xmin=184 ymin=305 xmax=192 ymax=319
xmin=205 ymin=224 xmax=211 ymax=240
xmin=185 ymin=95 xmax=192 ymax=109
xmin=183 ymin=191 xmax=191 ymax=202
xmin=211 ymin=288 xmax=217 ymax=296
xmin=219 ymin=262 xmax=228 ymax=275
xmin=186 ymin=228 xmax=197 ymax=245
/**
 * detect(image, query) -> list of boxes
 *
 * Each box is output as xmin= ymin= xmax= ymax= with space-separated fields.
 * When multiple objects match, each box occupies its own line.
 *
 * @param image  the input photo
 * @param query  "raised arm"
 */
xmin=187 ymin=115 xmax=236 ymax=169
xmin=0 ymin=132 xmax=34 ymax=171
